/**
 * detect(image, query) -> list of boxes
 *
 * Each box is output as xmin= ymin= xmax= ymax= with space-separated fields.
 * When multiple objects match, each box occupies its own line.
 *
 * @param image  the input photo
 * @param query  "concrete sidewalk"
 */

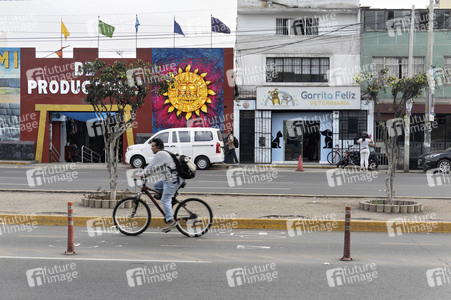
xmin=0 ymin=190 xmax=450 ymax=233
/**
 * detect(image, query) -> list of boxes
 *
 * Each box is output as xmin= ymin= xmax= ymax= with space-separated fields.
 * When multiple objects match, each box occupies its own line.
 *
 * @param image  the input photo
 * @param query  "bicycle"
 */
xmin=112 ymin=177 xmax=213 ymax=237
xmin=327 ymin=145 xmax=346 ymax=164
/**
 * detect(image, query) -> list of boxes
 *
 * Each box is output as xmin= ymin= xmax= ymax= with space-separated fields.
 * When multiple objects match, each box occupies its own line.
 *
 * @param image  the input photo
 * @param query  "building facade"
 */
xmin=361 ymin=8 xmax=451 ymax=166
xmin=235 ymin=0 xmax=369 ymax=164
xmin=0 ymin=47 xmax=233 ymax=162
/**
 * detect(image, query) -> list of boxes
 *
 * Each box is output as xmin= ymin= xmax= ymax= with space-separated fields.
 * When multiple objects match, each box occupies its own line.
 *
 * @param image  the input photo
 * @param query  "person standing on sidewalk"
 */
xmin=223 ymin=130 xmax=239 ymax=164
xmin=357 ymin=133 xmax=373 ymax=171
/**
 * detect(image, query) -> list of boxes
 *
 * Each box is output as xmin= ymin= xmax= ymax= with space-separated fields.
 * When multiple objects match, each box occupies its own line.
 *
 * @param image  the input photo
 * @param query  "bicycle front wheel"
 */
xmin=327 ymin=151 xmax=342 ymax=164
xmin=174 ymin=198 xmax=213 ymax=237
xmin=112 ymin=197 xmax=151 ymax=236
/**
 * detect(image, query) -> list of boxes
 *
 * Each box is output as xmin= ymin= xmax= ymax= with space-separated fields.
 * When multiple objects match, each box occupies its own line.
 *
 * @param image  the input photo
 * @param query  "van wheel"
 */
xmin=195 ymin=156 xmax=210 ymax=170
xmin=131 ymin=155 xmax=145 ymax=169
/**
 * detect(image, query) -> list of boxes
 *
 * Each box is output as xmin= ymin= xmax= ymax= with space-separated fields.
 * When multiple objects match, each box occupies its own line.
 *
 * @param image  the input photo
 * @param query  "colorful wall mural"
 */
xmin=0 ymin=48 xmax=20 ymax=141
xmin=151 ymin=48 xmax=224 ymax=132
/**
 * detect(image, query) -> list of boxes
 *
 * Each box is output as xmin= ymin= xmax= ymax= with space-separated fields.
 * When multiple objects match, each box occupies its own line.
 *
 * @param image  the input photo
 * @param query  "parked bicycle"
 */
xmin=112 ymin=178 xmax=213 ymax=237
xmin=327 ymin=145 xmax=347 ymax=164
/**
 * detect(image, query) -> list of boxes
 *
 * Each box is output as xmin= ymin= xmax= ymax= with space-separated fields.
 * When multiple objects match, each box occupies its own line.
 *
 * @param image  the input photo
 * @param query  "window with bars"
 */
xmin=276 ymin=18 xmax=319 ymax=35
xmin=364 ymin=9 xmax=451 ymax=31
xmin=339 ymin=111 xmax=367 ymax=140
xmin=266 ymin=57 xmax=329 ymax=82
xmin=372 ymin=57 xmax=425 ymax=78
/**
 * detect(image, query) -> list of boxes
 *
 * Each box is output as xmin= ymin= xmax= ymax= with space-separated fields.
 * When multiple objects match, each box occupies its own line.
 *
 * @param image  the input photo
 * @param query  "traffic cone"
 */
xmin=296 ymin=154 xmax=304 ymax=172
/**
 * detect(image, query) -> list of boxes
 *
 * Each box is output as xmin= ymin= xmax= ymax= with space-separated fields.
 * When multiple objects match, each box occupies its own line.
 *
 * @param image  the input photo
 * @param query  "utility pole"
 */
xmin=424 ymin=0 xmax=434 ymax=154
xmin=404 ymin=5 xmax=415 ymax=172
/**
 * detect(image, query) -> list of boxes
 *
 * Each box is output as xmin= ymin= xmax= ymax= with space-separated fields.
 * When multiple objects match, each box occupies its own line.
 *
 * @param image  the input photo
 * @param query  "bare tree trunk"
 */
xmin=385 ymin=137 xmax=398 ymax=205
xmin=108 ymin=136 xmax=118 ymax=201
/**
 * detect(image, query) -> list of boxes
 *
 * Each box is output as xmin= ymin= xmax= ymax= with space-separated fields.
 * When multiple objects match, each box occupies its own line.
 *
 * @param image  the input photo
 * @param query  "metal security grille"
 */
xmin=255 ymin=111 xmax=272 ymax=163
xmin=239 ymin=110 xmax=255 ymax=163
xmin=338 ymin=110 xmax=367 ymax=147
xmin=266 ymin=57 xmax=329 ymax=82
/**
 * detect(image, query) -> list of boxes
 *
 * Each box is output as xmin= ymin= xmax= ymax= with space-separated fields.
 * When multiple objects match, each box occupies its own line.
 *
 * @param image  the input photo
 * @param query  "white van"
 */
xmin=125 ymin=128 xmax=224 ymax=170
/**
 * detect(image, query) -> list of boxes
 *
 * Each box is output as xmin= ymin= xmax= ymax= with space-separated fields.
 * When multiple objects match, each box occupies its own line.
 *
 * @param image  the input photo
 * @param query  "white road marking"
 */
xmin=188 ymin=187 xmax=291 ymax=190
xmin=379 ymin=243 xmax=441 ymax=246
xmin=237 ymin=245 xmax=271 ymax=249
xmin=0 ymin=255 xmax=211 ymax=263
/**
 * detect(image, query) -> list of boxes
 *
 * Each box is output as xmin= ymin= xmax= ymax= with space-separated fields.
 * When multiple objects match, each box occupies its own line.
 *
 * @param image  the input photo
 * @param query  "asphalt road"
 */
xmin=0 ymin=164 xmax=450 ymax=198
xmin=0 ymin=226 xmax=450 ymax=299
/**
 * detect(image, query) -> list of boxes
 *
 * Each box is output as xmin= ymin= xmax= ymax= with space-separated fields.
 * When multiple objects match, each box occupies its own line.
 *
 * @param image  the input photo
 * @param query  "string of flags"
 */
xmin=57 ymin=15 xmax=231 ymax=57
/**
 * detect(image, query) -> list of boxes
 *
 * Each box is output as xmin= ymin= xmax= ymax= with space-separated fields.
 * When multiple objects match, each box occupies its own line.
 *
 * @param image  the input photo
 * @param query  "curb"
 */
xmin=1 ymin=214 xmax=451 ymax=233
xmin=1 ymin=188 xmax=450 ymax=200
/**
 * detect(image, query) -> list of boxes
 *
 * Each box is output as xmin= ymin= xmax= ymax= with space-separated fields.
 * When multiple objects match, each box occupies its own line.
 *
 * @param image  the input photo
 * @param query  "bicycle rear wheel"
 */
xmin=112 ymin=197 xmax=151 ymax=236
xmin=174 ymin=198 xmax=213 ymax=237
xmin=327 ymin=151 xmax=342 ymax=164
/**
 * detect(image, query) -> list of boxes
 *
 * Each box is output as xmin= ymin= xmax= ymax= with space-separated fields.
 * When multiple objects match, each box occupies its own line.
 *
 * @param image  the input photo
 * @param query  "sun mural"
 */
xmin=163 ymin=64 xmax=216 ymax=120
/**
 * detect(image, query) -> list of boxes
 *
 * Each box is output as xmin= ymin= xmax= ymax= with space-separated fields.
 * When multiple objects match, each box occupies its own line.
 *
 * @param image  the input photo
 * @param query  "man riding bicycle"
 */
xmin=140 ymin=138 xmax=184 ymax=233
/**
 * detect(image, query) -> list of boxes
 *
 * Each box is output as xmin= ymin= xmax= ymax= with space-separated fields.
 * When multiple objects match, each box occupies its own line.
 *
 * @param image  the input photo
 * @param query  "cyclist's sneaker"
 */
xmin=162 ymin=219 xmax=177 ymax=233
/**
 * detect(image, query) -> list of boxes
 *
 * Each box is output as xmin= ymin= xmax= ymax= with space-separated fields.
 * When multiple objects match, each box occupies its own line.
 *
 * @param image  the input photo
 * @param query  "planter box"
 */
xmin=384 ymin=205 xmax=392 ymax=213
xmin=392 ymin=205 xmax=400 ymax=213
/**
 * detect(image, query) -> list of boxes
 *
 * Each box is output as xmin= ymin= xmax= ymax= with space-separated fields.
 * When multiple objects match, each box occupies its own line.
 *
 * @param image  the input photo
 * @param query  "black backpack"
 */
xmin=165 ymin=151 xmax=196 ymax=179
xmin=233 ymin=136 xmax=239 ymax=148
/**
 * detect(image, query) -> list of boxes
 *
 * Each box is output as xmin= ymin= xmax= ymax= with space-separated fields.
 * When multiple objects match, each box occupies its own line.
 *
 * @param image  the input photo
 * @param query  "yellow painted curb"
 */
xmin=1 ymin=215 xmax=451 ymax=233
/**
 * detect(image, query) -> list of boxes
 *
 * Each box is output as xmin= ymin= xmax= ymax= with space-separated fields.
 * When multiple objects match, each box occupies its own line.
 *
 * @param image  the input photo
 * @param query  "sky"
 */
xmin=0 ymin=0 xmax=435 ymax=58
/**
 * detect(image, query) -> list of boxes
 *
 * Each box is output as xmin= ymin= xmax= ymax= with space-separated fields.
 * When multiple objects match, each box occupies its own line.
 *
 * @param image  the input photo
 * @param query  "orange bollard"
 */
xmin=296 ymin=154 xmax=304 ymax=171
xmin=340 ymin=206 xmax=352 ymax=261
xmin=65 ymin=201 xmax=77 ymax=255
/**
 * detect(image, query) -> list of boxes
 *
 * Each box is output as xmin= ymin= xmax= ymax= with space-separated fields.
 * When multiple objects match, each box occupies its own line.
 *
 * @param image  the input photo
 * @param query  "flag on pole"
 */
xmin=99 ymin=20 xmax=115 ymax=38
xmin=61 ymin=20 xmax=70 ymax=40
xmin=135 ymin=16 xmax=140 ymax=33
xmin=174 ymin=20 xmax=185 ymax=36
xmin=211 ymin=17 xmax=231 ymax=34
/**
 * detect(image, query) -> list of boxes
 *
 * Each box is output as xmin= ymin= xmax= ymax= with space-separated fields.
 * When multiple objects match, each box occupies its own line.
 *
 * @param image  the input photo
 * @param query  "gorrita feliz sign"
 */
xmin=256 ymin=86 xmax=360 ymax=110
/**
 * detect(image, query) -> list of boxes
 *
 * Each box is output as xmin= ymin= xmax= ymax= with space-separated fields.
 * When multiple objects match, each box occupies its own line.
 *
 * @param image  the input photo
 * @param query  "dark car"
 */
xmin=418 ymin=147 xmax=451 ymax=173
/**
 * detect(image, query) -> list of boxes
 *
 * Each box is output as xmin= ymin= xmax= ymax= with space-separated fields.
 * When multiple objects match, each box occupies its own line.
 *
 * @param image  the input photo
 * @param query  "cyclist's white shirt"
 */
xmin=142 ymin=151 xmax=179 ymax=183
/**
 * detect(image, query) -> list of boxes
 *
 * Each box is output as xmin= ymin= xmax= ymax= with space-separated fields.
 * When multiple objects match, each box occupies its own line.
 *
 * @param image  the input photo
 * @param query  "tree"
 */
xmin=355 ymin=69 xmax=428 ymax=204
xmin=83 ymin=59 xmax=150 ymax=201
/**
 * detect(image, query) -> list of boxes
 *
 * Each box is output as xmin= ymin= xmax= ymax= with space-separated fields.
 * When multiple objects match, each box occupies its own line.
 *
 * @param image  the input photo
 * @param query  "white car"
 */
xmin=125 ymin=127 xmax=225 ymax=170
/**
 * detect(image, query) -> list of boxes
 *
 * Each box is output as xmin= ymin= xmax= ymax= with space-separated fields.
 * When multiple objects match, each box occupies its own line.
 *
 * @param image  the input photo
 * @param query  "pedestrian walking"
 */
xmin=223 ymin=130 xmax=239 ymax=164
